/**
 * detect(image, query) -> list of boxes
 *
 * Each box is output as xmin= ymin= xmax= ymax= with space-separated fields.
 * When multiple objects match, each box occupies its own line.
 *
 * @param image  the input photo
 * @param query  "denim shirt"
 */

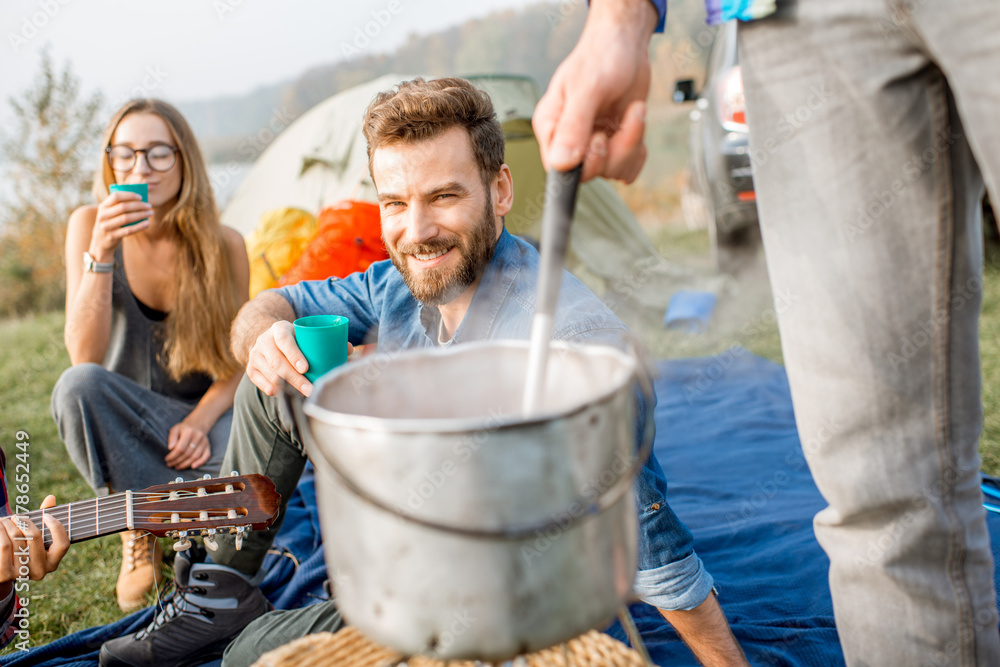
xmin=647 ymin=0 xmax=778 ymax=29
xmin=273 ymin=228 xmax=713 ymax=610
xmin=274 ymin=229 xmax=626 ymax=350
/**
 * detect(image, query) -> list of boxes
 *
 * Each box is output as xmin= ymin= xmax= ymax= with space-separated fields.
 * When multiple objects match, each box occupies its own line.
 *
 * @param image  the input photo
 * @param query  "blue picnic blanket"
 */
xmin=8 ymin=350 xmax=1000 ymax=666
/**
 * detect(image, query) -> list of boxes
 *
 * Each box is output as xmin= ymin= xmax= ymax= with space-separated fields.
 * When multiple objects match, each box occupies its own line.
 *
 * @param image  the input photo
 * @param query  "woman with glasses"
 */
xmin=51 ymin=99 xmax=249 ymax=611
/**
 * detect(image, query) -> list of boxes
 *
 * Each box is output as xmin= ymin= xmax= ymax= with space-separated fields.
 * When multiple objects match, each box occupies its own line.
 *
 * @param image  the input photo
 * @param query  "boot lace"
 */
xmin=125 ymin=531 xmax=154 ymax=571
xmin=136 ymin=577 xmax=215 ymax=639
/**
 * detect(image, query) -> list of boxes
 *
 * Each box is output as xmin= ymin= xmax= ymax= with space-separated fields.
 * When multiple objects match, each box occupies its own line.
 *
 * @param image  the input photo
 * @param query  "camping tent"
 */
xmin=221 ymin=73 xmax=678 ymax=311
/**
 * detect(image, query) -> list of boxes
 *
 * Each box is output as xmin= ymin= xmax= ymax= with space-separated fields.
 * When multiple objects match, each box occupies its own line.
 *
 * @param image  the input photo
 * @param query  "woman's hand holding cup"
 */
xmin=89 ymin=188 xmax=153 ymax=260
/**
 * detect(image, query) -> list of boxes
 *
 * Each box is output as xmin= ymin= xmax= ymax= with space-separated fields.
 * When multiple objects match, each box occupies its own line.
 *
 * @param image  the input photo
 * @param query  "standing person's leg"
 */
xmin=910 ymin=0 xmax=1000 ymax=225
xmin=904 ymin=1 xmax=1000 ymax=663
xmin=739 ymin=0 xmax=999 ymax=664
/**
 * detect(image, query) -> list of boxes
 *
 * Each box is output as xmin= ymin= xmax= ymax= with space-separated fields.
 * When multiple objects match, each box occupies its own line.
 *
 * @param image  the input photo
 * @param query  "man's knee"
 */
xmin=229 ymin=374 xmax=304 ymax=460
xmin=234 ymin=373 xmax=265 ymax=413
xmin=221 ymin=603 xmax=345 ymax=667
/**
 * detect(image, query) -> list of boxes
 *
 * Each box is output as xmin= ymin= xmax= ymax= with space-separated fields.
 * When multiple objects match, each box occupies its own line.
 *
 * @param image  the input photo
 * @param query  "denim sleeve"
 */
xmin=568 ymin=332 xmax=715 ymax=610
xmin=649 ymin=0 xmax=666 ymax=32
xmin=633 ymin=454 xmax=715 ymax=610
xmin=586 ymin=0 xmax=665 ymax=32
xmin=633 ymin=384 xmax=715 ymax=610
xmin=271 ymin=264 xmax=385 ymax=346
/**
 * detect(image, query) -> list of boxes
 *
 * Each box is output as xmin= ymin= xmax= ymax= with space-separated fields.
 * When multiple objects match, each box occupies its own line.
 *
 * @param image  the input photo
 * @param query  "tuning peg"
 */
xmin=234 ymin=526 xmax=245 ymax=551
xmin=174 ymin=477 xmax=184 ymax=483
xmin=202 ymin=474 xmax=213 ymax=480
xmin=173 ymin=530 xmax=192 ymax=552
xmin=230 ymin=471 xmax=239 ymax=477
xmin=203 ymin=529 xmax=218 ymax=551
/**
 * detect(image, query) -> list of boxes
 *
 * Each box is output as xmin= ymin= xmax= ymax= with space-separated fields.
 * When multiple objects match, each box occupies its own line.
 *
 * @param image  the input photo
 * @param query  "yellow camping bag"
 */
xmin=245 ymin=207 xmax=317 ymax=298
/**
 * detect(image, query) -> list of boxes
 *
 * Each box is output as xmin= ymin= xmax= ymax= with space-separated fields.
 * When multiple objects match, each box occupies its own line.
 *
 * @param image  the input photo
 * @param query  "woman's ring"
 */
xmin=188 ymin=442 xmax=196 ymax=449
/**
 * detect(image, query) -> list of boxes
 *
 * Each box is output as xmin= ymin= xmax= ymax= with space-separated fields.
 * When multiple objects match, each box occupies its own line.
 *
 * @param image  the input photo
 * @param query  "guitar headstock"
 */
xmin=131 ymin=473 xmax=280 ymax=548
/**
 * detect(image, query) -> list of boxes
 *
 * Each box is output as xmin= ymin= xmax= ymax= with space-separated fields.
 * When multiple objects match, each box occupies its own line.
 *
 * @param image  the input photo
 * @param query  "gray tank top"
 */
xmin=104 ymin=246 xmax=214 ymax=403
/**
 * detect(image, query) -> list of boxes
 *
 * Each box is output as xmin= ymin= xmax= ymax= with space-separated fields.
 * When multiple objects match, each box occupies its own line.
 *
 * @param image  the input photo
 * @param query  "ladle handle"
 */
xmin=523 ymin=165 xmax=583 ymax=417
xmin=535 ymin=165 xmax=582 ymax=319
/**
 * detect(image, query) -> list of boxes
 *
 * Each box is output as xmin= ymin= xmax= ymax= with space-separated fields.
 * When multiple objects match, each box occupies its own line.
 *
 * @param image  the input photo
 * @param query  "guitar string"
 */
xmin=16 ymin=512 xmax=253 ymax=520
xmin=11 ymin=511 xmax=253 ymax=524
xmin=7 ymin=483 xmax=261 ymax=543
xmin=9 ymin=494 xmax=257 ymax=536
xmin=9 ymin=492 xmax=245 ymax=512
xmin=10 ymin=510 xmax=257 ymax=543
xmin=10 ymin=490 xmax=250 ymax=516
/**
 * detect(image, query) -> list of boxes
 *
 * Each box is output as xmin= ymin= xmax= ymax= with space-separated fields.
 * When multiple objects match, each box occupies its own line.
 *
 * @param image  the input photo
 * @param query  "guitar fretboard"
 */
xmin=1 ymin=474 xmax=280 ymax=551
xmin=15 ymin=492 xmax=131 ymax=548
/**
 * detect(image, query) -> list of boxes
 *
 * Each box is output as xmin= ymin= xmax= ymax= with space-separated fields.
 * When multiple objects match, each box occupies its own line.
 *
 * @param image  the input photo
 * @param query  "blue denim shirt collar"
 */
xmin=417 ymin=228 xmax=521 ymax=346
xmin=276 ymin=225 xmax=626 ymax=354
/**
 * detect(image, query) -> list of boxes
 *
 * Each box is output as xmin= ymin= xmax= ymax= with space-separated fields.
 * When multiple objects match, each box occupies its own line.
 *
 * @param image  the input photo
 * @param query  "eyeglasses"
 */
xmin=106 ymin=143 xmax=179 ymax=172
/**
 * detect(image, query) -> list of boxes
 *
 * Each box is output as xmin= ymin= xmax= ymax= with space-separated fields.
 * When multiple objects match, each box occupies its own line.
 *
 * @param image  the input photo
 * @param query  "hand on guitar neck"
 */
xmin=0 ymin=494 xmax=70 ymax=601
xmin=0 ymin=473 xmax=280 ymax=603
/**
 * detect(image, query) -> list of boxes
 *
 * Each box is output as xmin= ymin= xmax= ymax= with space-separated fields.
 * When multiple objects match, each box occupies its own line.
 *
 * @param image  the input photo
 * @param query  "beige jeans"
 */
xmin=740 ymin=0 xmax=1000 ymax=664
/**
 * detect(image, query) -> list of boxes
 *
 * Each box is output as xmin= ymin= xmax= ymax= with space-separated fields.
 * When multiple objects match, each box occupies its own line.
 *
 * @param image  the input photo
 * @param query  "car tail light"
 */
xmin=718 ymin=66 xmax=747 ymax=132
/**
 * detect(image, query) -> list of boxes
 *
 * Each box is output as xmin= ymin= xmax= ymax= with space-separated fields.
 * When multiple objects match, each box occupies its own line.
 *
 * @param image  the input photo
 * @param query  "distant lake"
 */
xmin=0 ymin=161 xmax=252 ymax=215
xmin=209 ymin=162 xmax=253 ymax=211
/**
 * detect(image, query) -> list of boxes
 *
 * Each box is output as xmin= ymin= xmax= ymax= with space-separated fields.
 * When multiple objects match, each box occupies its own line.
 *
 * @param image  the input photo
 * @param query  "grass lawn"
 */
xmin=3 ymin=230 xmax=1000 ymax=651
xmin=0 ymin=310 xmax=159 ymax=654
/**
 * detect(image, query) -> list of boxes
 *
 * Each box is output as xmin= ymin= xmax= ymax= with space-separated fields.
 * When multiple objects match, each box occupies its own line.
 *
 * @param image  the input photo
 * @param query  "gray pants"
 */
xmin=51 ymin=363 xmax=230 ymax=493
xmin=221 ymin=601 xmax=344 ymax=667
xmin=209 ymin=374 xmax=310 ymax=577
xmin=740 ymin=0 xmax=1000 ymax=664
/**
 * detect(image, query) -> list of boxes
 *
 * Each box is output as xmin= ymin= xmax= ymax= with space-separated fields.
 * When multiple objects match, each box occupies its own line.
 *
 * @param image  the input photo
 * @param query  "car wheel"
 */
xmin=710 ymin=210 xmax=759 ymax=275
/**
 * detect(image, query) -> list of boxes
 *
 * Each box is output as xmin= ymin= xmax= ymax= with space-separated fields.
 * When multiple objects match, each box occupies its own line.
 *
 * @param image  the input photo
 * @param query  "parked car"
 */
xmin=675 ymin=21 xmax=998 ymax=272
xmin=674 ymin=20 xmax=757 ymax=273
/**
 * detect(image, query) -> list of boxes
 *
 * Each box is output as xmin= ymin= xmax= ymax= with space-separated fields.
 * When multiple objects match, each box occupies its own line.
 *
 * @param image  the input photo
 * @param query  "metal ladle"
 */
xmin=519 ymin=165 xmax=653 ymax=666
xmin=522 ymin=165 xmax=582 ymax=417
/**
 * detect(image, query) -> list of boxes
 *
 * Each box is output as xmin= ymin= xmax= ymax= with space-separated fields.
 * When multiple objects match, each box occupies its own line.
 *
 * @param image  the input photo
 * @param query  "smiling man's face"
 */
xmin=374 ymin=126 xmax=510 ymax=306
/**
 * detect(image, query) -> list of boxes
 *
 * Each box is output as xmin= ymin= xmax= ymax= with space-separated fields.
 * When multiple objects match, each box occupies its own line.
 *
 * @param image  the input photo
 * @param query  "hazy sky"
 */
xmin=0 ymin=0 xmax=551 ymax=128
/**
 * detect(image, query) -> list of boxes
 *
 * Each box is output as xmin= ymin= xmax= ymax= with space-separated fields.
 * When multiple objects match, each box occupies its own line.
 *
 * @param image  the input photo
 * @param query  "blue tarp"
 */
xmin=7 ymin=350 xmax=1000 ymax=666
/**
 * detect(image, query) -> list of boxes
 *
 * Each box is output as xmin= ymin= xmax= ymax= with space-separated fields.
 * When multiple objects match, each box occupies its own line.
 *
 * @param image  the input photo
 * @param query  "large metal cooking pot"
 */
xmin=290 ymin=339 xmax=652 ymax=661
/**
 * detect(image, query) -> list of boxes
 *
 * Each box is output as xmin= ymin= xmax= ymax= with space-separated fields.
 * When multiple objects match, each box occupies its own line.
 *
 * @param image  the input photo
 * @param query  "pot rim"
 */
xmin=301 ymin=339 xmax=637 ymax=434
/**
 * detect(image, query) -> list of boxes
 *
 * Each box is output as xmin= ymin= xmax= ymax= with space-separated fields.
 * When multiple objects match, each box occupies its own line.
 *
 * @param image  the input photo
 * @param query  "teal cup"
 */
xmin=109 ymin=183 xmax=149 ymax=226
xmin=294 ymin=315 xmax=350 ymax=383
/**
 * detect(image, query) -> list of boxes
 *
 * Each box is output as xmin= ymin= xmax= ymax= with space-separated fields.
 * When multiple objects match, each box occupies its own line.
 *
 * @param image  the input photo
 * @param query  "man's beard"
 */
xmin=386 ymin=199 xmax=498 ymax=307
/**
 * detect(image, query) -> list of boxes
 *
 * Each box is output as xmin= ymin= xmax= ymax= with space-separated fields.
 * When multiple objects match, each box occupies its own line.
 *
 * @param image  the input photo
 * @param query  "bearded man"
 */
xmin=100 ymin=77 xmax=747 ymax=667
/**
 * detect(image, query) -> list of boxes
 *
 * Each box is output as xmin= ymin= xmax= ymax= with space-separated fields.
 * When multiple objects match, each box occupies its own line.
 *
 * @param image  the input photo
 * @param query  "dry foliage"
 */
xmin=0 ymin=49 xmax=103 ymax=317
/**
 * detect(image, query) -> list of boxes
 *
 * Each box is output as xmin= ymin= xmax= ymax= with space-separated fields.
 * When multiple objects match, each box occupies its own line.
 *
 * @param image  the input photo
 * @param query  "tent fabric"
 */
xmin=15 ymin=350 xmax=1000 ymax=666
xmin=244 ymin=207 xmax=317 ymax=298
xmin=221 ymin=74 xmax=409 ymax=234
xmin=277 ymin=201 xmax=388 ymax=287
xmin=221 ymin=74 xmax=676 ymax=310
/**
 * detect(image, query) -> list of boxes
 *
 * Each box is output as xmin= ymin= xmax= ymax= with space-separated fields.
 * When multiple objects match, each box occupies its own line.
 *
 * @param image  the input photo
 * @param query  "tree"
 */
xmin=0 ymin=48 xmax=104 ymax=317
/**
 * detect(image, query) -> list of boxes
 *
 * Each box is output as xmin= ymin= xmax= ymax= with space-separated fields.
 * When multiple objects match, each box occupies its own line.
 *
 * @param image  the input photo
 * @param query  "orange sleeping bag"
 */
xmin=278 ymin=201 xmax=388 ymax=286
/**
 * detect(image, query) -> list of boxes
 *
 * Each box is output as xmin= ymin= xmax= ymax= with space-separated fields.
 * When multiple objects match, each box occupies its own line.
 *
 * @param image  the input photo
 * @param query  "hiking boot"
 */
xmin=117 ymin=531 xmax=163 ymax=612
xmin=99 ymin=546 xmax=271 ymax=667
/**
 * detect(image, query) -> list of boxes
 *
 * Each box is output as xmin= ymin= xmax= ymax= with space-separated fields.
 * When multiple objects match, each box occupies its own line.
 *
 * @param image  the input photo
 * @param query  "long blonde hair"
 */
xmin=94 ymin=99 xmax=241 ymax=381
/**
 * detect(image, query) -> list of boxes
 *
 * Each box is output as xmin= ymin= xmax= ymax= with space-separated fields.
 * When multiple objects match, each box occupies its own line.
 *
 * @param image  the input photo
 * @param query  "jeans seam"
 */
xmin=927 ymin=67 xmax=974 ymax=666
xmin=883 ymin=0 xmax=926 ymax=48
